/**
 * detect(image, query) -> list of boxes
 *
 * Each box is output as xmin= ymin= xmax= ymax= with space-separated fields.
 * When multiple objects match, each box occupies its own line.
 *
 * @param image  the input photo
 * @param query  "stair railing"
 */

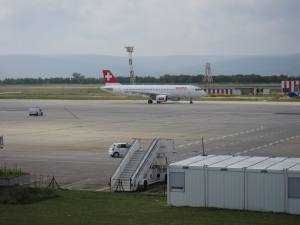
xmin=131 ymin=138 xmax=160 ymax=190
xmin=110 ymin=139 xmax=140 ymax=191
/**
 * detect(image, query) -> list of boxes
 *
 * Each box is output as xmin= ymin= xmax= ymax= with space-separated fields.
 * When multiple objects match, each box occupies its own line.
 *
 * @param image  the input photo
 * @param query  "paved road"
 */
xmin=0 ymin=100 xmax=299 ymax=189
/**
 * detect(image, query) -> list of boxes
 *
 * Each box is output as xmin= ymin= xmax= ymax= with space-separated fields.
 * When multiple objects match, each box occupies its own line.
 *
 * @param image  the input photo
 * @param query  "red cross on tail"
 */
xmin=102 ymin=70 xmax=119 ymax=84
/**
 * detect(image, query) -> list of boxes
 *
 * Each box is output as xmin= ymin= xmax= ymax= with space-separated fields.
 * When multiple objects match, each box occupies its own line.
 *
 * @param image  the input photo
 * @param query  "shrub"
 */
xmin=0 ymin=187 xmax=58 ymax=204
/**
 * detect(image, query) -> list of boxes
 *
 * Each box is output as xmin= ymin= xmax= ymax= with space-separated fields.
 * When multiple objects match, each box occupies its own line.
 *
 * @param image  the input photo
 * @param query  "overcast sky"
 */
xmin=0 ymin=0 xmax=299 ymax=56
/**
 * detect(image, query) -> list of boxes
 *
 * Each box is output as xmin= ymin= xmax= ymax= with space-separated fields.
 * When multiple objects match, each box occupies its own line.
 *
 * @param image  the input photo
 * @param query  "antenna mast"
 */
xmin=125 ymin=46 xmax=135 ymax=85
xmin=203 ymin=62 xmax=213 ymax=87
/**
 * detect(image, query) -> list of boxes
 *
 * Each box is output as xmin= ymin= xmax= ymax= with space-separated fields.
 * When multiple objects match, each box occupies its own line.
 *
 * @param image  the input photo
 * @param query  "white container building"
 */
xmin=168 ymin=155 xmax=300 ymax=214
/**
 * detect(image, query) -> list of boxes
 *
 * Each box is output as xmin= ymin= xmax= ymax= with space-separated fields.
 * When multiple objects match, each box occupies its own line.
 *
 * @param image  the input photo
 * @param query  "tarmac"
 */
xmin=0 ymin=99 xmax=299 ymax=190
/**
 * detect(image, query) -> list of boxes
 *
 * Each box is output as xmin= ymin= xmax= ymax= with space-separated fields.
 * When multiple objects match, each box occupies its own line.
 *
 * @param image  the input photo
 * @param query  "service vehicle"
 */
xmin=29 ymin=107 xmax=43 ymax=116
xmin=288 ymin=91 xmax=300 ymax=97
xmin=108 ymin=143 xmax=131 ymax=158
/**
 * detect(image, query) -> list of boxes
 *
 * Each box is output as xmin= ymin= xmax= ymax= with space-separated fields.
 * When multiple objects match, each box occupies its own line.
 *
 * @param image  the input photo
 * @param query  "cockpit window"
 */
xmin=195 ymin=88 xmax=202 ymax=91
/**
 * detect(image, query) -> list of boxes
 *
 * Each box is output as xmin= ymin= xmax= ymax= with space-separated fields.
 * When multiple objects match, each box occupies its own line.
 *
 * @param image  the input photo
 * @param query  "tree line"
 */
xmin=0 ymin=73 xmax=298 ymax=85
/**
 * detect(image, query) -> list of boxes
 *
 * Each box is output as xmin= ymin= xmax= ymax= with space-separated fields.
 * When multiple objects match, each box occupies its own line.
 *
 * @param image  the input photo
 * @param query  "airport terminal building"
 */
xmin=203 ymin=87 xmax=272 ymax=95
xmin=168 ymin=155 xmax=300 ymax=214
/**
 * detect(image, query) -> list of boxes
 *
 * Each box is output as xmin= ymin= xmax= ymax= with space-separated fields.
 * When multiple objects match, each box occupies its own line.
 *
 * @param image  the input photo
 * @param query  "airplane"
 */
xmin=101 ymin=70 xmax=207 ymax=104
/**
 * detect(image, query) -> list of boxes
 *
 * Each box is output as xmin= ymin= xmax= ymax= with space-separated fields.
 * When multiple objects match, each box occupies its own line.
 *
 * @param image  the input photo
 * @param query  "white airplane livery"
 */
xmin=101 ymin=70 xmax=207 ymax=104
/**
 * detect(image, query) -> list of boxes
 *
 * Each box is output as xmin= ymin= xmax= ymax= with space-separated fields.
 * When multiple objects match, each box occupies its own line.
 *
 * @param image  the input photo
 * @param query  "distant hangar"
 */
xmin=168 ymin=155 xmax=300 ymax=214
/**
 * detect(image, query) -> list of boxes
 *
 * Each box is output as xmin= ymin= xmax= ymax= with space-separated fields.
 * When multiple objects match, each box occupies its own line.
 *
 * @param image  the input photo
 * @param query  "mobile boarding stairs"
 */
xmin=110 ymin=138 xmax=174 ymax=192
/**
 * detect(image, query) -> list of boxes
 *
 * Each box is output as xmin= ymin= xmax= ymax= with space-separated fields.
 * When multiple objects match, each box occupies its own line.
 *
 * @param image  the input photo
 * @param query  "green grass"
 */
xmin=0 ymin=85 xmax=144 ymax=100
xmin=0 ymin=187 xmax=57 ymax=204
xmin=0 ymin=167 xmax=26 ymax=178
xmin=0 ymin=84 xmax=299 ymax=102
xmin=0 ymin=190 xmax=299 ymax=225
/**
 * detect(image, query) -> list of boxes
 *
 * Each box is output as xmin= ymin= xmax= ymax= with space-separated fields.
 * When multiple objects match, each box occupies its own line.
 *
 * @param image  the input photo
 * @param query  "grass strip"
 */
xmin=0 ymin=190 xmax=299 ymax=225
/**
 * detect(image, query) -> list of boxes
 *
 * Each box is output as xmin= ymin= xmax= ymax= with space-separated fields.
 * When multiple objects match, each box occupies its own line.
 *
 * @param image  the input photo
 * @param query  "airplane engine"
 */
xmin=156 ymin=95 xmax=168 ymax=103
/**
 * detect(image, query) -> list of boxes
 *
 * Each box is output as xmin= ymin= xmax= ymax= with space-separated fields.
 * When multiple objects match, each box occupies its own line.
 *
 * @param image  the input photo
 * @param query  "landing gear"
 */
xmin=189 ymin=97 xmax=193 ymax=104
xmin=148 ymin=99 xmax=153 ymax=104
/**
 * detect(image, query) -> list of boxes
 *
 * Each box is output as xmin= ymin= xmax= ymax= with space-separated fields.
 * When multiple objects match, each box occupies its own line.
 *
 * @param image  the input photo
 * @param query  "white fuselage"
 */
xmin=101 ymin=84 xmax=206 ymax=98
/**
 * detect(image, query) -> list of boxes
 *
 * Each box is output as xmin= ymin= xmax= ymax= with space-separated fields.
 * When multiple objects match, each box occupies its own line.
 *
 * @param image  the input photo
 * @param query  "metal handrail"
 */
xmin=131 ymin=138 xmax=160 ymax=190
xmin=110 ymin=139 xmax=140 ymax=191
xmin=111 ymin=178 xmax=132 ymax=192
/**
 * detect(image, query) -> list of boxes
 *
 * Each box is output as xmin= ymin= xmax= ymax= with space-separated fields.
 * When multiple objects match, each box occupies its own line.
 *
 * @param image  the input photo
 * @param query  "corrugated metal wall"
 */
xmin=187 ymin=170 xmax=205 ymax=207
xmin=169 ymin=167 xmax=300 ymax=214
xmin=168 ymin=155 xmax=300 ymax=214
xmin=246 ymin=172 xmax=285 ymax=212
xmin=168 ymin=168 xmax=187 ymax=206
xmin=207 ymin=170 xmax=244 ymax=209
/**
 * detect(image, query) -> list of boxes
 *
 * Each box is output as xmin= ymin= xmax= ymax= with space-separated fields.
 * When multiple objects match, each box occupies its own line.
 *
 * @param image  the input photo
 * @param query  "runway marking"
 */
xmin=0 ymin=91 xmax=22 ymax=95
xmin=96 ymin=186 xmax=110 ymax=191
xmin=64 ymin=107 xmax=80 ymax=120
xmin=63 ymin=178 xmax=96 ymax=189
xmin=177 ymin=126 xmax=265 ymax=149
xmin=0 ymin=157 xmax=106 ymax=165
xmin=207 ymin=111 xmax=271 ymax=115
xmin=235 ymin=135 xmax=300 ymax=155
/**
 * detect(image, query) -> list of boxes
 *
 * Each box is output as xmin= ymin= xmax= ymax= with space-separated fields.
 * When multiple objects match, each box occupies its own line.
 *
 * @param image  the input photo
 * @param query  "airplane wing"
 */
xmin=124 ymin=90 xmax=168 ymax=98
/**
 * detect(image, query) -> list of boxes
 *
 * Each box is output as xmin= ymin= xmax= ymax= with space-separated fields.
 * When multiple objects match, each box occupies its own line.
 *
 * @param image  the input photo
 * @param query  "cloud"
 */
xmin=0 ymin=0 xmax=299 ymax=55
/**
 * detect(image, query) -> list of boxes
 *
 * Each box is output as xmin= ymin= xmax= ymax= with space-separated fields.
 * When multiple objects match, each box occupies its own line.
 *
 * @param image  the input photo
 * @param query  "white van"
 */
xmin=29 ymin=107 xmax=43 ymax=116
xmin=108 ymin=143 xmax=131 ymax=158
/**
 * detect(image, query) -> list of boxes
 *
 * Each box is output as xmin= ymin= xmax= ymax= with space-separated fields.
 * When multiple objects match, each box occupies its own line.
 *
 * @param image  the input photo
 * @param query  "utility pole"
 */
xmin=0 ymin=135 xmax=3 ymax=149
xmin=201 ymin=137 xmax=207 ymax=156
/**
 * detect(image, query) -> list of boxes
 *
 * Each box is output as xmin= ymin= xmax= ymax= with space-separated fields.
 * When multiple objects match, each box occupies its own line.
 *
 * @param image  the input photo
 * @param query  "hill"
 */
xmin=0 ymin=54 xmax=299 ymax=78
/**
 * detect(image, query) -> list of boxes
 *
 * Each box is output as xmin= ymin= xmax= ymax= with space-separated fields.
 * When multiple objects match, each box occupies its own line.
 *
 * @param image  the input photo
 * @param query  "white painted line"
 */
xmin=177 ymin=126 xmax=266 ymax=149
xmin=0 ymin=91 xmax=22 ymax=95
xmin=96 ymin=186 xmax=110 ymax=192
xmin=235 ymin=135 xmax=300 ymax=155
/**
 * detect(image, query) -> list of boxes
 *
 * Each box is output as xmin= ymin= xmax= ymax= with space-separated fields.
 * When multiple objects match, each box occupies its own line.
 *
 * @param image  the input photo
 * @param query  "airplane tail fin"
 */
xmin=102 ymin=70 xmax=120 ymax=85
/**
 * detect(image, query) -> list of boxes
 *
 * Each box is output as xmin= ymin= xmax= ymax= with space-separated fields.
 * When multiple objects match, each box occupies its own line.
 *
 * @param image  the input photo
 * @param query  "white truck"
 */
xmin=108 ymin=143 xmax=131 ymax=158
